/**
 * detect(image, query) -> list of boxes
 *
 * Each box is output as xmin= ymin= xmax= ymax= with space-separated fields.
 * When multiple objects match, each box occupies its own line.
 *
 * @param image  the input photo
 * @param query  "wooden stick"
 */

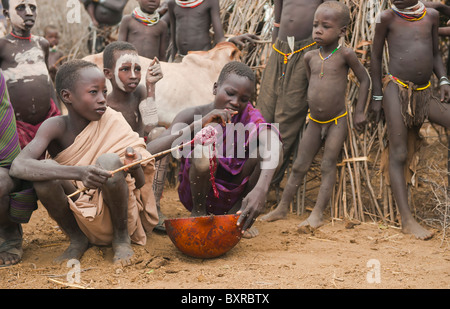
xmin=67 ymin=140 xmax=193 ymax=198
xmin=47 ymin=277 xmax=92 ymax=289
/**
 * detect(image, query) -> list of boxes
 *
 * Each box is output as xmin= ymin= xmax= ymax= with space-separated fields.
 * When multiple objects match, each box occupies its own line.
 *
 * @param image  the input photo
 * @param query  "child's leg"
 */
xmin=383 ymin=83 xmax=433 ymax=239
xmin=188 ymin=144 xmax=215 ymax=217
xmin=0 ymin=168 xmax=22 ymax=266
xmin=299 ymin=119 xmax=348 ymax=228
xmin=261 ymin=122 xmax=323 ymax=222
xmin=95 ymin=153 xmax=133 ymax=266
xmin=34 ymin=178 xmax=89 ymax=263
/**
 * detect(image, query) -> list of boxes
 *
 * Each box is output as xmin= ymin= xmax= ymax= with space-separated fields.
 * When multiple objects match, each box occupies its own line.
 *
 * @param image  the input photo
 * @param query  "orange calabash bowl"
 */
xmin=164 ymin=214 xmax=243 ymax=259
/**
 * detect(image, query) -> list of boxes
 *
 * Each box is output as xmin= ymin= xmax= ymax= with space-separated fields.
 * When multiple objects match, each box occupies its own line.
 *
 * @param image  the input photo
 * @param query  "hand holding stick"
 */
xmin=67 ymin=126 xmax=218 ymax=198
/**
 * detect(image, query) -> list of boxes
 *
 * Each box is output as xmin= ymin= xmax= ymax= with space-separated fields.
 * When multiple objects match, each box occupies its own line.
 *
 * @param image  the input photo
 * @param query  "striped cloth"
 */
xmin=0 ymin=72 xmax=38 ymax=223
xmin=0 ymin=73 xmax=20 ymax=168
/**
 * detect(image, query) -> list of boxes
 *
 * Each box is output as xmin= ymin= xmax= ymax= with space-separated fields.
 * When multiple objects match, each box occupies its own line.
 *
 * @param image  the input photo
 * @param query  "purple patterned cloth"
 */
xmin=178 ymin=103 xmax=279 ymax=214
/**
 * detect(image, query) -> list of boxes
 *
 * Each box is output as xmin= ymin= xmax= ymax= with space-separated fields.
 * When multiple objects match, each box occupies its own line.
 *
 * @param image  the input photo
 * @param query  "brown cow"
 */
xmin=83 ymin=41 xmax=241 ymax=128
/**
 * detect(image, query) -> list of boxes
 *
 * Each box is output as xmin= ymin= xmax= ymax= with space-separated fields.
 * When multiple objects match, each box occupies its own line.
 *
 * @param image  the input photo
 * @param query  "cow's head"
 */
xmin=188 ymin=41 xmax=241 ymax=65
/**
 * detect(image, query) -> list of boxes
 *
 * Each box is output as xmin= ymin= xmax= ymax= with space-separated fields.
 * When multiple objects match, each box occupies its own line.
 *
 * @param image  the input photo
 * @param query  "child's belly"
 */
xmin=8 ymin=77 xmax=53 ymax=125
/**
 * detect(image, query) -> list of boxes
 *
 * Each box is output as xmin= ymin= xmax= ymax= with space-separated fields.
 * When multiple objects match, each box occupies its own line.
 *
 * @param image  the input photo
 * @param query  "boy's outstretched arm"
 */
xmin=237 ymin=127 xmax=282 ymax=232
xmin=345 ymin=48 xmax=370 ymax=131
xmin=146 ymin=108 xmax=237 ymax=156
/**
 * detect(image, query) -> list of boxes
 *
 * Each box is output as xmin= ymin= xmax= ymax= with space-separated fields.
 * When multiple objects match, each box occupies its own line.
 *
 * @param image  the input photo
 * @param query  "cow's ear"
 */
xmin=230 ymin=48 xmax=241 ymax=61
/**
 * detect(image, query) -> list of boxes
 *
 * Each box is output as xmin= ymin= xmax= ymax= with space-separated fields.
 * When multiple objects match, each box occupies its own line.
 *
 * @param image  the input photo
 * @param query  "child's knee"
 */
xmin=291 ymin=160 xmax=310 ymax=176
xmin=320 ymin=158 xmax=337 ymax=174
xmin=389 ymin=146 xmax=408 ymax=164
xmin=96 ymin=153 xmax=122 ymax=171
xmin=34 ymin=180 xmax=61 ymax=198
xmin=0 ymin=177 xmax=14 ymax=197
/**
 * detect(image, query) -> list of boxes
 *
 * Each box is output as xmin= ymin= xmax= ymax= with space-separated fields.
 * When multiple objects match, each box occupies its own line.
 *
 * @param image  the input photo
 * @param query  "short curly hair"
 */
xmin=317 ymin=1 xmax=351 ymax=27
xmin=216 ymin=61 xmax=255 ymax=86
xmin=55 ymin=59 xmax=99 ymax=102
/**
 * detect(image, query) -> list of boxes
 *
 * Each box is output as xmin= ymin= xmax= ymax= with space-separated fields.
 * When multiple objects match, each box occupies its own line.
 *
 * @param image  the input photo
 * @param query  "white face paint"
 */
xmin=114 ymin=53 xmax=141 ymax=91
xmin=8 ymin=0 xmax=37 ymax=31
xmin=3 ymin=46 xmax=49 ymax=83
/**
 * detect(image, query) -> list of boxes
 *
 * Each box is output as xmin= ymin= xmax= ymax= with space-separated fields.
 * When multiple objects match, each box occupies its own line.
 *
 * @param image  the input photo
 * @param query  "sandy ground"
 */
xmin=0 ymin=184 xmax=449 ymax=291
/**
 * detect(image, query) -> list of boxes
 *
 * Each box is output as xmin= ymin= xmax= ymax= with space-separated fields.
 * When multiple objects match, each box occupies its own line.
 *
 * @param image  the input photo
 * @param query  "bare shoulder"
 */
xmin=304 ymin=49 xmax=317 ymax=61
xmin=37 ymin=36 xmax=50 ymax=49
xmin=121 ymin=14 xmax=132 ymax=24
xmin=425 ymin=7 xmax=439 ymax=22
xmin=36 ymin=115 xmax=68 ymax=142
xmin=341 ymin=46 xmax=357 ymax=58
xmin=379 ymin=8 xmax=396 ymax=24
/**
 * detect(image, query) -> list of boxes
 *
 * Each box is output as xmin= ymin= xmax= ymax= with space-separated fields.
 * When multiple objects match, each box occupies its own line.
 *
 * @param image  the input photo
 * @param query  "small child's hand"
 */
xmin=146 ymin=58 xmax=163 ymax=86
xmin=440 ymin=84 xmax=450 ymax=103
xmin=202 ymin=109 xmax=238 ymax=127
xmin=227 ymin=34 xmax=259 ymax=48
xmin=369 ymin=99 xmax=383 ymax=123
xmin=353 ymin=111 xmax=367 ymax=132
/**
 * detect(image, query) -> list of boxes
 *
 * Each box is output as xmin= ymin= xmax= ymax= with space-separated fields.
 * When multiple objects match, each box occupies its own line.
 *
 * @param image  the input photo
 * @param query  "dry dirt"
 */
xmin=0 ymin=184 xmax=449 ymax=291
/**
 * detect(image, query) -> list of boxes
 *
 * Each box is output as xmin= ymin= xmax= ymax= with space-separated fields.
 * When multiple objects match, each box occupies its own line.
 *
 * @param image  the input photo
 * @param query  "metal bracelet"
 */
xmin=372 ymin=95 xmax=383 ymax=101
xmin=439 ymin=76 xmax=450 ymax=87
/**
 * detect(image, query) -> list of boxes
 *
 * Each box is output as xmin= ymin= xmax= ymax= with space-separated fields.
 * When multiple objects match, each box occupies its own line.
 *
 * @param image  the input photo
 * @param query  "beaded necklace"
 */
xmin=391 ymin=1 xmax=426 ymax=22
xmin=318 ymin=44 xmax=341 ymax=78
xmin=10 ymin=32 xmax=32 ymax=42
xmin=132 ymin=7 xmax=160 ymax=26
xmin=272 ymin=41 xmax=316 ymax=77
xmin=175 ymin=0 xmax=204 ymax=8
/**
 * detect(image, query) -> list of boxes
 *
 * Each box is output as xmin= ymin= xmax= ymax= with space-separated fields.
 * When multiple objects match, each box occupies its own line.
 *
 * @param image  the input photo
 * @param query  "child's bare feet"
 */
xmin=113 ymin=242 xmax=134 ymax=266
xmin=260 ymin=204 xmax=288 ymax=222
xmin=401 ymin=219 xmax=434 ymax=240
xmin=298 ymin=213 xmax=325 ymax=229
xmin=54 ymin=239 xmax=89 ymax=264
xmin=242 ymin=227 xmax=259 ymax=238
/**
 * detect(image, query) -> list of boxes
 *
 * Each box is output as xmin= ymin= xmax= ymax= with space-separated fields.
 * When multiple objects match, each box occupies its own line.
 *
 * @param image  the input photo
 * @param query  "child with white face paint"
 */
xmin=103 ymin=41 xmax=163 ymax=140
xmin=0 ymin=0 xmax=60 ymax=146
